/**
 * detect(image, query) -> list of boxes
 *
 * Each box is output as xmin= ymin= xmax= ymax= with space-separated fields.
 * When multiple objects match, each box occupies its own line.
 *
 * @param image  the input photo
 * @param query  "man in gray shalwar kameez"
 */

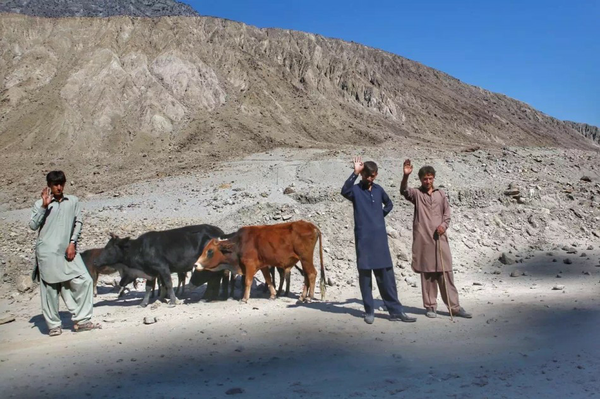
xmin=30 ymin=171 xmax=101 ymax=336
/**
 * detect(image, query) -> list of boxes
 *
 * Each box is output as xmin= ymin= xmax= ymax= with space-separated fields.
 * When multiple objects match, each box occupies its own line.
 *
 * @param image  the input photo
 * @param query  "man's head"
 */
xmin=360 ymin=161 xmax=378 ymax=186
xmin=46 ymin=170 xmax=66 ymax=197
xmin=418 ymin=166 xmax=436 ymax=190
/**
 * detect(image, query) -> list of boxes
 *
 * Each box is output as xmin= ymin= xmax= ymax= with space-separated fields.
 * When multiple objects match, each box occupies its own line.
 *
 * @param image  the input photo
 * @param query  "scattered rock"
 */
xmin=387 ymin=227 xmax=400 ymax=239
xmin=281 ymin=214 xmax=292 ymax=221
xmin=15 ymin=275 xmax=33 ymax=293
xmin=552 ymin=285 xmax=565 ymax=290
xmin=510 ymin=270 xmax=522 ymax=278
xmin=563 ymin=258 xmax=573 ymax=265
xmin=226 ymin=388 xmax=245 ymax=395
xmin=580 ymin=176 xmax=592 ymax=182
xmin=0 ymin=314 xmax=16 ymax=325
xmin=404 ymin=276 xmax=417 ymax=287
xmin=499 ymin=252 xmax=516 ymax=265
xmin=143 ymin=316 xmax=157 ymax=325
xmin=283 ymin=186 xmax=295 ymax=195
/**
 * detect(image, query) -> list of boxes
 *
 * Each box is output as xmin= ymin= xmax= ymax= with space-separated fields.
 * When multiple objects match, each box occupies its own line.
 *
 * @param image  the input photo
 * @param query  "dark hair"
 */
xmin=418 ymin=166 xmax=436 ymax=179
xmin=46 ymin=170 xmax=66 ymax=186
xmin=363 ymin=161 xmax=378 ymax=175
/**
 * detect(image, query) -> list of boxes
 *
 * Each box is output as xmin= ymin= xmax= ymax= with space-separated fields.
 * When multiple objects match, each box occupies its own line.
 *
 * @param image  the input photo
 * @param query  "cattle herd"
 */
xmin=86 ymin=221 xmax=326 ymax=307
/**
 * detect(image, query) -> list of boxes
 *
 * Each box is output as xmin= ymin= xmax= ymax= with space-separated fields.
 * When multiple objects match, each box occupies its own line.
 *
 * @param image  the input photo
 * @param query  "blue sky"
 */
xmin=184 ymin=0 xmax=599 ymax=126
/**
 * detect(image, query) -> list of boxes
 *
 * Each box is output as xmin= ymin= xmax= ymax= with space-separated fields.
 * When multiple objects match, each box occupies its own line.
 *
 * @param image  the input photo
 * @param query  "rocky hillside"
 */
xmin=0 ymin=14 xmax=597 ymax=209
xmin=566 ymin=122 xmax=599 ymax=145
xmin=0 ymin=0 xmax=199 ymax=17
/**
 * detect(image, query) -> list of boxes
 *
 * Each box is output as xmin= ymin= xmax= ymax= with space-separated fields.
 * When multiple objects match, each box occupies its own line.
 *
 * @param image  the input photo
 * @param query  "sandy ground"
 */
xmin=1 ymin=147 xmax=599 ymax=398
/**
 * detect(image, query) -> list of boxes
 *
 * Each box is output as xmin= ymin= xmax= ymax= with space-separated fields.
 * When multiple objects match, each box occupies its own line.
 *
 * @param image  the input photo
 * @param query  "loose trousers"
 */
xmin=358 ymin=267 xmax=404 ymax=316
xmin=40 ymin=273 xmax=94 ymax=329
xmin=420 ymin=271 xmax=460 ymax=312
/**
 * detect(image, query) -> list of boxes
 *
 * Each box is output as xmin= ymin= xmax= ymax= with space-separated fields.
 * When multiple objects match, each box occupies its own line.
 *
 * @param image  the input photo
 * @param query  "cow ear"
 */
xmin=218 ymin=240 xmax=235 ymax=254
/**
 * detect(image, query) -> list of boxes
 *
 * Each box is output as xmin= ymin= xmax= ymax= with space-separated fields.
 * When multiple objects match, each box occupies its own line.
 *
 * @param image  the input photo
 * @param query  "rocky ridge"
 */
xmin=0 ymin=0 xmax=199 ymax=18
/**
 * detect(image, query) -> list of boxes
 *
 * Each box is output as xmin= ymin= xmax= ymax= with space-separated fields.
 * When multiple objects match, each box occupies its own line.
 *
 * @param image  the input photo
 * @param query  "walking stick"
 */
xmin=438 ymin=237 xmax=454 ymax=321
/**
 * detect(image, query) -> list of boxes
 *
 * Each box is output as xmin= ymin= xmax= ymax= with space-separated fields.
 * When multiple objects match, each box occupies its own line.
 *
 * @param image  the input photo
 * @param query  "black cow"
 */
xmin=95 ymin=224 xmax=225 ymax=307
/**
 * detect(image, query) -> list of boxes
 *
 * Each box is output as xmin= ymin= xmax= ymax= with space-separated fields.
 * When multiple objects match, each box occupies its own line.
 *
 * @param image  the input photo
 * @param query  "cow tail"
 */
xmin=317 ymin=227 xmax=326 ymax=301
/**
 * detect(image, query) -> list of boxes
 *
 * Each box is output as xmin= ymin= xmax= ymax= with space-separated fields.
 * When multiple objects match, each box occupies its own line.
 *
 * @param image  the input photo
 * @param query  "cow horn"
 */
xmin=217 ymin=237 xmax=226 ymax=242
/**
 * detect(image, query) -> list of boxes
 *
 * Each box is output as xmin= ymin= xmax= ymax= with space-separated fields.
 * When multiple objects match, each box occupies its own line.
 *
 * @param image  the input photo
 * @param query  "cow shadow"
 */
xmin=29 ymin=312 xmax=73 ymax=334
xmin=287 ymin=298 xmax=423 ymax=320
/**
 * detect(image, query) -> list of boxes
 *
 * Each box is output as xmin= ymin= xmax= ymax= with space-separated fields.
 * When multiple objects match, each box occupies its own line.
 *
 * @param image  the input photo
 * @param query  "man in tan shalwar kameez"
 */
xmin=400 ymin=160 xmax=472 ymax=319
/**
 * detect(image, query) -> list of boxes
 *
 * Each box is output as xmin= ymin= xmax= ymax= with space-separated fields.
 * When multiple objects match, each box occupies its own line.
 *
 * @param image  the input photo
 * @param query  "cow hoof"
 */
xmin=139 ymin=303 xmax=148 ymax=308
xmin=168 ymin=303 xmax=176 ymax=308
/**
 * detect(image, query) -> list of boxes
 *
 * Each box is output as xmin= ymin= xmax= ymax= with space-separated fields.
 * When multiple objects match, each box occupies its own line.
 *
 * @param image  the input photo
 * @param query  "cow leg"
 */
xmin=157 ymin=269 xmax=177 ymax=307
xmin=298 ymin=259 xmax=317 ymax=303
xmin=220 ymin=271 xmax=230 ymax=300
xmin=231 ymin=273 xmax=239 ymax=299
xmin=118 ymin=275 xmax=136 ymax=299
xmin=276 ymin=268 xmax=285 ymax=297
xmin=242 ymin=269 xmax=258 ymax=303
xmin=175 ymin=272 xmax=186 ymax=297
xmin=203 ymin=273 xmax=222 ymax=301
xmin=261 ymin=268 xmax=277 ymax=300
xmin=140 ymin=279 xmax=154 ymax=307
xmin=92 ymin=271 xmax=99 ymax=297
xmin=285 ymin=268 xmax=291 ymax=297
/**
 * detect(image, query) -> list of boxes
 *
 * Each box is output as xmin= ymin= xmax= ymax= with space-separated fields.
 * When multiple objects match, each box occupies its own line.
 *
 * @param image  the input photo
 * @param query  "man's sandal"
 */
xmin=49 ymin=327 xmax=62 ymax=337
xmin=73 ymin=322 xmax=102 ymax=332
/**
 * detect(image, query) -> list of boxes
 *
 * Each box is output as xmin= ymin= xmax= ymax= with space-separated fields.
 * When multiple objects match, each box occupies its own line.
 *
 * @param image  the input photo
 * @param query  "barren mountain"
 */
xmin=0 ymin=14 xmax=597 ymax=208
xmin=0 ymin=0 xmax=199 ymax=17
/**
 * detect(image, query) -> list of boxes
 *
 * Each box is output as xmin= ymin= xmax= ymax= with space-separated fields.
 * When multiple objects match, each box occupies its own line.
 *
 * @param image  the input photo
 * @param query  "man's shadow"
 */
xmin=287 ymin=298 xmax=424 ymax=321
xmin=29 ymin=312 xmax=73 ymax=334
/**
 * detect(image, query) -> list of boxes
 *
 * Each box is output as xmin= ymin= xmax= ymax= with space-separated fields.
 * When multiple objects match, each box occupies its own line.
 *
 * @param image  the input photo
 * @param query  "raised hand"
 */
xmin=41 ymin=187 xmax=51 ymax=208
xmin=353 ymin=156 xmax=364 ymax=175
xmin=403 ymin=159 xmax=413 ymax=176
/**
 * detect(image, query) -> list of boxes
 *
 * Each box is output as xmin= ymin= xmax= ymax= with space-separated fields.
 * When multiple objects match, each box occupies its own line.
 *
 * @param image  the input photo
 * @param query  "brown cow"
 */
xmin=195 ymin=220 xmax=326 ymax=303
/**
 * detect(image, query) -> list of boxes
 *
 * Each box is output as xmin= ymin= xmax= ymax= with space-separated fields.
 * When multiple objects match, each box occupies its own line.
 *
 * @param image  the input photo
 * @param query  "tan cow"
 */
xmin=195 ymin=221 xmax=326 ymax=303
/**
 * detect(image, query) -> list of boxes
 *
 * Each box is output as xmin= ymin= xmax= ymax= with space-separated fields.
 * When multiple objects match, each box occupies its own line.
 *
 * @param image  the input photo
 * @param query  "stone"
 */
xmin=225 ymin=388 xmax=245 ymax=395
xmin=387 ymin=227 xmax=400 ymax=239
xmin=580 ymin=176 xmax=592 ymax=182
xmin=404 ymin=276 xmax=417 ymax=287
xmin=563 ymin=258 xmax=573 ymax=265
xmin=499 ymin=252 xmax=516 ymax=265
xmin=283 ymin=186 xmax=295 ymax=195
xmin=0 ymin=314 xmax=16 ymax=325
xmin=510 ymin=270 xmax=522 ymax=278
xmin=587 ymin=245 xmax=594 ymax=250
xmin=281 ymin=214 xmax=292 ymax=221
xmin=327 ymin=277 xmax=335 ymax=286
xmin=16 ymin=275 xmax=33 ymax=293
xmin=552 ymin=285 xmax=565 ymax=290
xmin=143 ymin=316 xmax=157 ymax=325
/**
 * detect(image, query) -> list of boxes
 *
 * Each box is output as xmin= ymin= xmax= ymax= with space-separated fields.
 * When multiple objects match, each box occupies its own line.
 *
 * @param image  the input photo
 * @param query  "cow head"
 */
xmin=95 ymin=234 xmax=131 ymax=267
xmin=195 ymin=238 xmax=237 ymax=272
